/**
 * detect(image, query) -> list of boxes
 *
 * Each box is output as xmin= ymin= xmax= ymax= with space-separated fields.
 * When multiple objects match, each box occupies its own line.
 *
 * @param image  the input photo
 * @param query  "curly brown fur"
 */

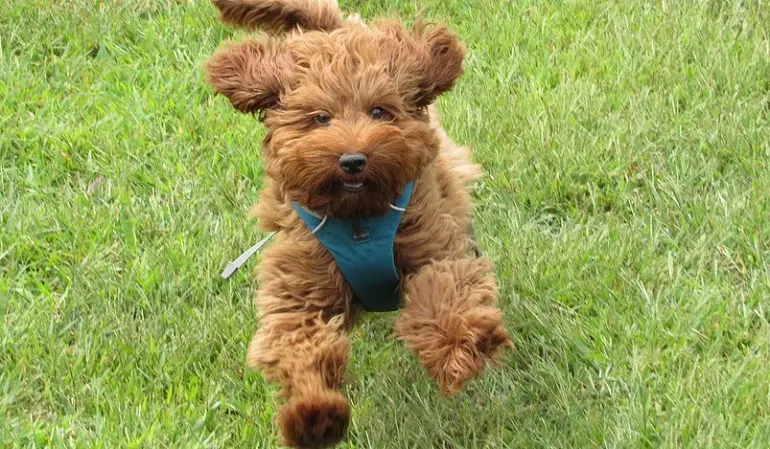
xmin=212 ymin=0 xmax=343 ymax=34
xmin=205 ymin=1 xmax=511 ymax=447
xmin=205 ymin=38 xmax=296 ymax=113
xmin=278 ymin=387 xmax=350 ymax=449
xmin=396 ymin=258 xmax=513 ymax=395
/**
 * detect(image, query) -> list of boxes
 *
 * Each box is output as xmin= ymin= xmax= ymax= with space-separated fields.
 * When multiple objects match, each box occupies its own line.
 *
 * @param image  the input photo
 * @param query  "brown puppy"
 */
xmin=205 ymin=1 xmax=512 ymax=447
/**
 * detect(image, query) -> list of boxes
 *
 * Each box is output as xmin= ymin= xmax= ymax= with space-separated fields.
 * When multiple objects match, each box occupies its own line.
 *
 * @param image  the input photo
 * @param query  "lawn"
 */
xmin=1 ymin=0 xmax=769 ymax=447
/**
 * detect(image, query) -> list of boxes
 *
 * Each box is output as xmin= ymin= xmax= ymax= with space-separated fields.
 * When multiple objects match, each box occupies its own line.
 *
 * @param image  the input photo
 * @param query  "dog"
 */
xmin=205 ymin=1 xmax=512 ymax=447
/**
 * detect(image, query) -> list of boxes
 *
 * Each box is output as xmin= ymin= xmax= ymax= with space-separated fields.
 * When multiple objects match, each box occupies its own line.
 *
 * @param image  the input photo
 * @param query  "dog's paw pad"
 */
xmin=279 ymin=390 xmax=350 ymax=449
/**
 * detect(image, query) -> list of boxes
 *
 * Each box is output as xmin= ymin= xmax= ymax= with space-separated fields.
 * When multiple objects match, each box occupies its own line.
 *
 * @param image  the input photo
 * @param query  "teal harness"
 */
xmin=292 ymin=182 xmax=414 ymax=312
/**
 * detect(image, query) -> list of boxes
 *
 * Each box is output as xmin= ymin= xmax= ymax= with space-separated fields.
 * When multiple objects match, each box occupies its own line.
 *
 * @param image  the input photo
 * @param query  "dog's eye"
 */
xmin=314 ymin=113 xmax=332 ymax=125
xmin=369 ymin=107 xmax=393 ymax=121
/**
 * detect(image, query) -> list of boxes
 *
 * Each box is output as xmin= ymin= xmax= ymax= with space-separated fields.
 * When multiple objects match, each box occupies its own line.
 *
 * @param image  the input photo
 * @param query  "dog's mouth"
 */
xmin=341 ymin=180 xmax=365 ymax=192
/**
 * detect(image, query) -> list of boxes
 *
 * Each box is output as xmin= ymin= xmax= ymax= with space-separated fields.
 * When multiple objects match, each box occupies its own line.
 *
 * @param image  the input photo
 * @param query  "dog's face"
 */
xmin=206 ymin=21 xmax=465 ymax=217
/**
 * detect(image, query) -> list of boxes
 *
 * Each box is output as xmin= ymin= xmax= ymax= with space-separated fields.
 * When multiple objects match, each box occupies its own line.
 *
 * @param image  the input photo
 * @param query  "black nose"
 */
xmin=339 ymin=152 xmax=367 ymax=175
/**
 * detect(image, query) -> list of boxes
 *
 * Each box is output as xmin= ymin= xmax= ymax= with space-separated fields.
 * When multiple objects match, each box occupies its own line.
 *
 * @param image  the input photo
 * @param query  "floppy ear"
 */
xmin=378 ymin=21 xmax=466 ymax=108
xmin=204 ymin=38 xmax=295 ymax=113
xmin=212 ymin=0 xmax=343 ymax=34
xmin=412 ymin=24 xmax=466 ymax=107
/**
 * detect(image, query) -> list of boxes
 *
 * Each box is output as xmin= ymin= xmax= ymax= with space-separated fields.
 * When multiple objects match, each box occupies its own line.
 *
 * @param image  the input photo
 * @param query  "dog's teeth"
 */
xmin=344 ymin=182 xmax=363 ymax=188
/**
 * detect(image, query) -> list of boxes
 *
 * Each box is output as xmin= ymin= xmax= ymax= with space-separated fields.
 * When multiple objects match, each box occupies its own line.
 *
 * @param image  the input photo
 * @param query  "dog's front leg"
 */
xmin=247 ymin=238 xmax=352 ymax=449
xmin=395 ymin=257 xmax=512 ymax=395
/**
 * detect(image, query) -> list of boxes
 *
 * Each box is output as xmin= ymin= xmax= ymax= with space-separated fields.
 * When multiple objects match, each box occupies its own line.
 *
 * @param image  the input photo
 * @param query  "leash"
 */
xmin=220 ymin=231 xmax=278 ymax=279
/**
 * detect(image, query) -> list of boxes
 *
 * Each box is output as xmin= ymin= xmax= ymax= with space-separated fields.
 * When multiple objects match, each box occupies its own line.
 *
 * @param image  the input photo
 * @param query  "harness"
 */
xmin=291 ymin=182 xmax=414 ymax=312
xmin=221 ymin=181 xmax=481 ymax=311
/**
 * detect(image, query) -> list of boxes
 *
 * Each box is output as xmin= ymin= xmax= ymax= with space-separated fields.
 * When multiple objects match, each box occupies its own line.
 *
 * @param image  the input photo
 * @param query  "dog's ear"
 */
xmin=379 ymin=21 xmax=466 ymax=108
xmin=204 ymin=38 xmax=295 ymax=113
xmin=212 ymin=0 xmax=343 ymax=34
xmin=412 ymin=24 xmax=466 ymax=107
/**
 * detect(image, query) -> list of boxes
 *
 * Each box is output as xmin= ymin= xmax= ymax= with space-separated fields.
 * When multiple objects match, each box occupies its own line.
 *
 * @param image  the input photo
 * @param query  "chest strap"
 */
xmin=292 ymin=182 xmax=414 ymax=312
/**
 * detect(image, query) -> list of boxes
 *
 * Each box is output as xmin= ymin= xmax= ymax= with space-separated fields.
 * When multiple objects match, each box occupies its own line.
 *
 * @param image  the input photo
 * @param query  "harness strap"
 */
xmin=293 ymin=182 xmax=414 ymax=312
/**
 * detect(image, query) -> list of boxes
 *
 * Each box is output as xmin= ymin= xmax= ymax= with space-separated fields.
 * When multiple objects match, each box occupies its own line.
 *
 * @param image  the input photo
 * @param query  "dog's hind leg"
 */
xmin=395 ymin=257 xmax=512 ymax=395
xmin=247 ymin=237 xmax=353 ymax=449
xmin=428 ymin=103 xmax=483 ymax=184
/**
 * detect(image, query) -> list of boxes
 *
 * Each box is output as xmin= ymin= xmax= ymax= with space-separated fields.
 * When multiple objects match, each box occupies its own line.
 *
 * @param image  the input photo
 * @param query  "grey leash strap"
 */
xmin=220 ymin=232 xmax=278 ymax=279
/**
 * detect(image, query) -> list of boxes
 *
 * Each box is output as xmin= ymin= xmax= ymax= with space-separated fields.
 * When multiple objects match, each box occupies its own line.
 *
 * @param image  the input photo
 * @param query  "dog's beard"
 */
xmin=280 ymin=149 xmax=413 ymax=218
xmin=267 ymin=120 xmax=438 ymax=218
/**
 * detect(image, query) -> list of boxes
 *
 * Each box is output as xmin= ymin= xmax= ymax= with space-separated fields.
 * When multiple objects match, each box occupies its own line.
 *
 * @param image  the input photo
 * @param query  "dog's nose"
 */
xmin=339 ymin=152 xmax=367 ymax=175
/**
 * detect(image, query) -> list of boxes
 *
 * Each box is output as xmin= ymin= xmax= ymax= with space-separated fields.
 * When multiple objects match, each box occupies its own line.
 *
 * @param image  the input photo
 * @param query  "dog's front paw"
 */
xmin=434 ymin=337 xmax=484 ymax=396
xmin=429 ymin=307 xmax=513 ymax=396
xmin=278 ymin=389 xmax=350 ymax=449
xmin=467 ymin=307 xmax=514 ymax=362
xmin=442 ymin=307 xmax=512 ymax=395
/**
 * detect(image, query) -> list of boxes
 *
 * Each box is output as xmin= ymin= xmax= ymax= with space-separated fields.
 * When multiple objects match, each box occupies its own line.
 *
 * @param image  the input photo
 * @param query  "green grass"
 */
xmin=2 ymin=0 xmax=769 ymax=447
